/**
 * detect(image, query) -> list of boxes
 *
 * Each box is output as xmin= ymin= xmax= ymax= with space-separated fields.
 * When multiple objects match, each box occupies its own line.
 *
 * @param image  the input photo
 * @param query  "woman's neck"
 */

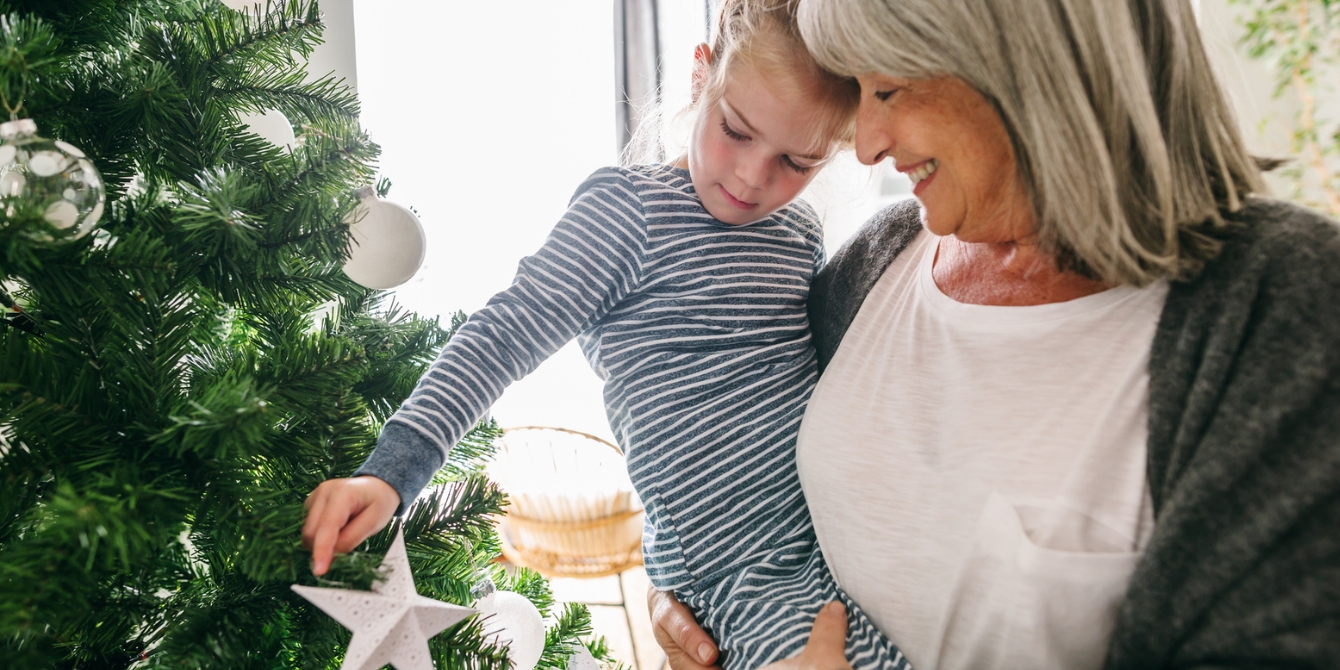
xmin=931 ymin=235 xmax=1111 ymax=306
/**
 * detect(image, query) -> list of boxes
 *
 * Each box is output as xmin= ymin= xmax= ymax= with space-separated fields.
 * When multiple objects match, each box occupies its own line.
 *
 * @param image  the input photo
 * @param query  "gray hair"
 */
xmin=798 ymin=0 xmax=1266 ymax=285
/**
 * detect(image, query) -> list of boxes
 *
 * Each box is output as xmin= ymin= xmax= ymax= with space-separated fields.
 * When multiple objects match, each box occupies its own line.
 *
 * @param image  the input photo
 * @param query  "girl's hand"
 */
xmin=761 ymin=602 xmax=853 ymax=670
xmin=301 ymin=476 xmax=400 ymax=576
xmin=649 ymin=586 xmax=722 ymax=670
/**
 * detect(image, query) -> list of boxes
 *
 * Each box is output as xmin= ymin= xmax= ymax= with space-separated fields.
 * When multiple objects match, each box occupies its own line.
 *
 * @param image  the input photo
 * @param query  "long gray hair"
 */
xmin=798 ymin=0 xmax=1265 ymax=285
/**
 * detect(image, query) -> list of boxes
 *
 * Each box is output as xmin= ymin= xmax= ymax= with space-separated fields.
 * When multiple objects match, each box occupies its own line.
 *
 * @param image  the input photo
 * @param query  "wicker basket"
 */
xmin=490 ymin=426 xmax=644 ymax=578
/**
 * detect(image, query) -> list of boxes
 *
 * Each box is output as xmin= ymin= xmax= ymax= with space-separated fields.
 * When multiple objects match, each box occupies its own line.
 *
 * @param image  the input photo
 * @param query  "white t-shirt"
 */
xmin=797 ymin=231 xmax=1168 ymax=670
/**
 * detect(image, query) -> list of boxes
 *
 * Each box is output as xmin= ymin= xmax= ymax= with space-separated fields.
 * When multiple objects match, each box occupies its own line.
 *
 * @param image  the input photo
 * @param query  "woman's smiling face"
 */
xmin=853 ymin=74 xmax=1035 ymax=244
xmin=687 ymin=61 xmax=834 ymax=226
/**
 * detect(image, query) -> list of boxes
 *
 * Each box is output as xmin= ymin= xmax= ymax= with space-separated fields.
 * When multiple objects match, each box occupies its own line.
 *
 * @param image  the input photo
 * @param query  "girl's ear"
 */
xmin=690 ymin=43 xmax=711 ymax=104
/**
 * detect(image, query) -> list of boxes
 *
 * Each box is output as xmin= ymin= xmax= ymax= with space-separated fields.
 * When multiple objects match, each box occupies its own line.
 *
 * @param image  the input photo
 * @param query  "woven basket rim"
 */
xmin=501 ymin=425 xmax=622 ymax=455
xmin=504 ymin=507 xmax=644 ymax=529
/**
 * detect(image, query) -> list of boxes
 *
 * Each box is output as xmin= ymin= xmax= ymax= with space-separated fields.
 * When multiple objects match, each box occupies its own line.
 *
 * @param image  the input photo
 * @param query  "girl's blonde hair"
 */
xmin=626 ymin=0 xmax=858 ymax=165
xmin=799 ymin=0 xmax=1267 ymax=285
xmin=702 ymin=0 xmax=859 ymax=148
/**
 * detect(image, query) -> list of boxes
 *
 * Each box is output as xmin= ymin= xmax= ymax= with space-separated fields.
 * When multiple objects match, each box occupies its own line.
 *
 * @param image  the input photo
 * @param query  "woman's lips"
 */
xmin=902 ymin=158 xmax=939 ymax=197
xmin=719 ymin=185 xmax=756 ymax=209
xmin=912 ymin=168 xmax=937 ymax=197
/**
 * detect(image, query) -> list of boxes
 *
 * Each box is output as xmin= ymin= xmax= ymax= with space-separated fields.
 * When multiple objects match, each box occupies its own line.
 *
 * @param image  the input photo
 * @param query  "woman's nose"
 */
xmin=854 ymin=97 xmax=894 ymax=166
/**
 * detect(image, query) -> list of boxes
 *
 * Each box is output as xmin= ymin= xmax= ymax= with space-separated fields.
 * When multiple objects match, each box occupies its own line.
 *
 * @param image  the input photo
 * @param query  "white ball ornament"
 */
xmin=474 ymin=581 xmax=546 ymax=670
xmin=342 ymin=187 xmax=427 ymax=289
xmin=240 ymin=109 xmax=297 ymax=152
xmin=0 ymin=118 xmax=105 ymax=239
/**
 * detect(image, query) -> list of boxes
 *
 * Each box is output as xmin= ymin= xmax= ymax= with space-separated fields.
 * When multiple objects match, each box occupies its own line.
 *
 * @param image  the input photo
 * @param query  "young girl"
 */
xmin=304 ymin=2 xmax=908 ymax=668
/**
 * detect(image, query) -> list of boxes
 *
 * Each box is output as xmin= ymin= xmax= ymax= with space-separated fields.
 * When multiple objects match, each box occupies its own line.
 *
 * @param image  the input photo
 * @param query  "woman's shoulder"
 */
xmin=830 ymin=198 xmax=925 ymax=271
xmin=1184 ymin=198 xmax=1340 ymax=308
xmin=1220 ymin=197 xmax=1340 ymax=266
xmin=809 ymin=198 xmax=924 ymax=370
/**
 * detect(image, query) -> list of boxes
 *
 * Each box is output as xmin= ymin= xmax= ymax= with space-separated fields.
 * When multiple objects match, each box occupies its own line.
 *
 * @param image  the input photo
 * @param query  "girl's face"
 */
xmin=685 ymin=60 xmax=834 ymax=226
xmin=852 ymin=74 xmax=1034 ymax=244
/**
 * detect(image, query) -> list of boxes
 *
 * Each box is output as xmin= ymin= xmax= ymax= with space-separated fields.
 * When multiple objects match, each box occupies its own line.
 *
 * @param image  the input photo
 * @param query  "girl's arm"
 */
xmin=304 ymin=169 xmax=648 ymax=574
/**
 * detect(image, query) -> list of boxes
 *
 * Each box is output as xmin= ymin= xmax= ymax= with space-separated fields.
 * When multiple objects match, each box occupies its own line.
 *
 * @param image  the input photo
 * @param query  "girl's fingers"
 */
xmin=335 ymin=493 xmax=395 ymax=554
xmin=301 ymin=484 xmax=330 ymax=548
xmin=310 ymin=492 xmax=356 ymax=576
xmin=303 ymin=477 xmax=400 ymax=576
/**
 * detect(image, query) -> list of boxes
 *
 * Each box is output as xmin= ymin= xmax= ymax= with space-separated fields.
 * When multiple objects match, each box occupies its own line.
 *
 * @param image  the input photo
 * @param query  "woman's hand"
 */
xmin=649 ymin=586 xmax=722 ymax=670
xmin=759 ymin=602 xmax=853 ymax=670
xmin=301 ymin=476 xmax=400 ymax=576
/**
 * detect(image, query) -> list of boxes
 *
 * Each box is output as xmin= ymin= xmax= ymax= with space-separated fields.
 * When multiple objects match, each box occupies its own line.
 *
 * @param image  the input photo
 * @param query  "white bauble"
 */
xmin=342 ymin=190 xmax=427 ymax=289
xmin=476 ymin=590 xmax=545 ymax=670
xmin=240 ymin=109 xmax=296 ymax=152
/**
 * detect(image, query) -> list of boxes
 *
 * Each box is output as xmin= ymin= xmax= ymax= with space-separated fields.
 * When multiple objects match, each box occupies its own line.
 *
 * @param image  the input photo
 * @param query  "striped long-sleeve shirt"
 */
xmin=357 ymin=163 xmax=825 ymax=593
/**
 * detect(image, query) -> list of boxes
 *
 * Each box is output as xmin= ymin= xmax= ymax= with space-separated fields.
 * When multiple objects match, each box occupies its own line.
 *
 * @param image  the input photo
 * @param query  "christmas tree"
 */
xmin=0 ymin=1 xmax=602 ymax=668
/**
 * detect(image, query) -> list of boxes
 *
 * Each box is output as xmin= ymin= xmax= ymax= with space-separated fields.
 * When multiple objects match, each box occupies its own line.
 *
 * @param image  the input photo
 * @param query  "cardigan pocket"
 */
xmin=933 ymin=493 xmax=1141 ymax=670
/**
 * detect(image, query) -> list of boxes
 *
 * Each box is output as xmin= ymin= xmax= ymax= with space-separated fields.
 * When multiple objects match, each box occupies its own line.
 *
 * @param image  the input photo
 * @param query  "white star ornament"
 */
xmin=292 ymin=528 xmax=475 ymax=670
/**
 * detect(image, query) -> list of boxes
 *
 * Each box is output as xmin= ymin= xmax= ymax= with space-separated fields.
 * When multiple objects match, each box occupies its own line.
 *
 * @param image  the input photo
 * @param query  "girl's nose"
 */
xmin=854 ymin=96 xmax=894 ymax=166
xmin=736 ymin=151 xmax=769 ymax=190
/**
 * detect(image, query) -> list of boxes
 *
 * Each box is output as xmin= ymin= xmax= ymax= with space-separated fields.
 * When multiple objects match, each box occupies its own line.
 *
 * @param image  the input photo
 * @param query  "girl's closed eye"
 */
xmin=782 ymin=156 xmax=813 ymax=175
xmin=720 ymin=120 xmax=749 ymax=142
xmin=875 ymin=89 xmax=898 ymax=102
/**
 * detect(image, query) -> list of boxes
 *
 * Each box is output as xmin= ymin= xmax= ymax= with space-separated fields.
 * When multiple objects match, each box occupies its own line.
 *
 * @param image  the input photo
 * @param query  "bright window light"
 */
xmin=355 ymin=1 xmax=620 ymax=441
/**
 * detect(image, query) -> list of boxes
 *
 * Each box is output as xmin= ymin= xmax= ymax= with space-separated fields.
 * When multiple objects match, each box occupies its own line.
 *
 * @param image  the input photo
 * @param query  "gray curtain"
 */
xmin=615 ymin=0 xmax=662 ymax=161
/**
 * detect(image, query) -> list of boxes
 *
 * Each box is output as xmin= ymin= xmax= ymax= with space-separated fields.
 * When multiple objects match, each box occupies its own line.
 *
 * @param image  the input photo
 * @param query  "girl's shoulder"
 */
xmin=774 ymin=197 xmax=824 ymax=244
xmin=568 ymin=164 xmax=695 ymax=208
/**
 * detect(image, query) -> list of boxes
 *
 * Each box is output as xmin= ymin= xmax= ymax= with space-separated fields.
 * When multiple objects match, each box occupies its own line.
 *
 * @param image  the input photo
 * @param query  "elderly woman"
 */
xmin=650 ymin=0 xmax=1340 ymax=669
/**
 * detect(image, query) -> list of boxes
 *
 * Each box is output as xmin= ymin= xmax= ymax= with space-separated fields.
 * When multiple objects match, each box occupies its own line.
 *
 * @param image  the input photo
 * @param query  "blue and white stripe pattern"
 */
xmin=357 ymin=164 xmax=909 ymax=670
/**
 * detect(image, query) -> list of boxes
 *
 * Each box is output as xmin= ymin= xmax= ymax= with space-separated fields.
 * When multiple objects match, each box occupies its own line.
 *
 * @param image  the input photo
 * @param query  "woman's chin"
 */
xmin=916 ymin=204 xmax=955 ymax=238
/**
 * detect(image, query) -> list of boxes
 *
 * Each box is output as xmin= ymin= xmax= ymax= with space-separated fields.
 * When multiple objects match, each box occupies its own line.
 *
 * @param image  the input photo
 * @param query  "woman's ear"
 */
xmin=691 ymin=43 xmax=711 ymax=104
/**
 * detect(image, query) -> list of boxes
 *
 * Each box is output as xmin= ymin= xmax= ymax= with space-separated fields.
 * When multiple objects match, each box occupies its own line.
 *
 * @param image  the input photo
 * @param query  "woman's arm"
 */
xmin=1109 ymin=201 xmax=1340 ymax=668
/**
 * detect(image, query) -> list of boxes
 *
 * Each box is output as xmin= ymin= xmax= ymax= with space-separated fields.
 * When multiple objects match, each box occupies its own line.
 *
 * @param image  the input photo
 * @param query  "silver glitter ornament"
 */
xmin=0 ymin=118 xmax=105 ymax=239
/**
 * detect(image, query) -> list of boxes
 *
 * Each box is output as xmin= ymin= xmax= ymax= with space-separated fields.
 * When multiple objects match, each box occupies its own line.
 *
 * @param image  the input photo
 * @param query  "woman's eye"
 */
xmin=783 ymin=156 xmax=813 ymax=175
xmin=874 ymin=89 xmax=898 ymax=102
xmin=720 ymin=120 xmax=749 ymax=141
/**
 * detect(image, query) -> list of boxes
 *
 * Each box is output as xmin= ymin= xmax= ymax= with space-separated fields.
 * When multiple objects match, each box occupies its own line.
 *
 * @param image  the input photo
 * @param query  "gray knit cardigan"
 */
xmin=806 ymin=198 xmax=1340 ymax=669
